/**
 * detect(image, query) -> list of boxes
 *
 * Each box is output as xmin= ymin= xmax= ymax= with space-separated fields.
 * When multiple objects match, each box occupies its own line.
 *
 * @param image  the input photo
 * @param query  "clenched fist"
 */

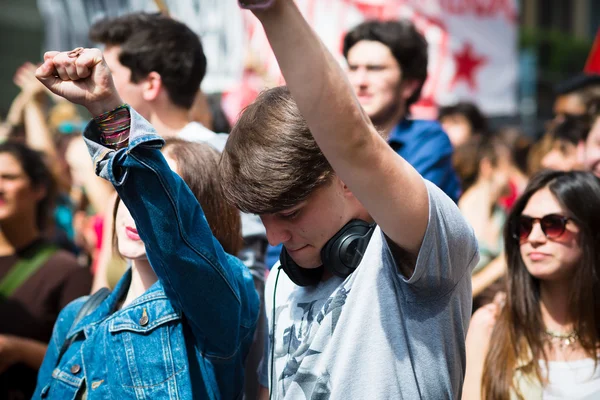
xmin=35 ymin=47 xmax=123 ymax=116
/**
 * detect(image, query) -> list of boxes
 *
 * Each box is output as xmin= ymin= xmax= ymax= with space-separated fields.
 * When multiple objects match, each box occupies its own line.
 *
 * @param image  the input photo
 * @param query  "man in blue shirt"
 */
xmin=343 ymin=20 xmax=461 ymax=202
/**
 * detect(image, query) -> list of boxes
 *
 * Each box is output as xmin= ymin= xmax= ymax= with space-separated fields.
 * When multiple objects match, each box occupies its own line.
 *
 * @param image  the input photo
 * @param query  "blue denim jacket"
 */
xmin=34 ymin=108 xmax=260 ymax=399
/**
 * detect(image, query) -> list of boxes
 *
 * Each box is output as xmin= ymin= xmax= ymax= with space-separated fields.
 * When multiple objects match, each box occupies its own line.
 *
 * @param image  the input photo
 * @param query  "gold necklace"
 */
xmin=544 ymin=328 xmax=579 ymax=348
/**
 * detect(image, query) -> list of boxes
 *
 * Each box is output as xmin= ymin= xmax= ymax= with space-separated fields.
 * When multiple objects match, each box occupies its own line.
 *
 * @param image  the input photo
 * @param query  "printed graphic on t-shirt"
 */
xmin=273 ymin=285 xmax=350 ymax=399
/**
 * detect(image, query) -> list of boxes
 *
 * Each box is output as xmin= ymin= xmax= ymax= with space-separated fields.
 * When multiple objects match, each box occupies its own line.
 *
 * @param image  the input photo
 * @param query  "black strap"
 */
xmin=55 ymin=288 xmax=111 ymax=367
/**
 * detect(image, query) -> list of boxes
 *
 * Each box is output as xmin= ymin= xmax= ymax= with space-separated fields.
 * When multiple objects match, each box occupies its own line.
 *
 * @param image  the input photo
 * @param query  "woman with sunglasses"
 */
xmin=462 ymin=169 xmax=600 ymax=399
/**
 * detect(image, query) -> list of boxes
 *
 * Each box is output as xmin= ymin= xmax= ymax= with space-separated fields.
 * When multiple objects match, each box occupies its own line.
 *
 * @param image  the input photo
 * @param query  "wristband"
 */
xmin=94 ymin=104 xmax=131 ymax=150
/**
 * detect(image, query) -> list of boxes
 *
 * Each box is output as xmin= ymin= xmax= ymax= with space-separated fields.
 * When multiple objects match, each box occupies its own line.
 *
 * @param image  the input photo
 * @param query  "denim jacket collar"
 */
xmin=66 ymin=268 xmax=183 ymax=342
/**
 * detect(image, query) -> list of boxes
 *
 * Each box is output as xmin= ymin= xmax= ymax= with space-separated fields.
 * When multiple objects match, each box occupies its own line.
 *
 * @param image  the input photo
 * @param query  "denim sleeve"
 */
xmin=83 ymin=108 xmax=256 ymax=357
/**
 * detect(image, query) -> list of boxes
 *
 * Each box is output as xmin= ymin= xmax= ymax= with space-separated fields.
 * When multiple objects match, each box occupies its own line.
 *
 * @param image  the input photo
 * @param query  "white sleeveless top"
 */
xmin=540 ymin=358 xmax=600 ymax=399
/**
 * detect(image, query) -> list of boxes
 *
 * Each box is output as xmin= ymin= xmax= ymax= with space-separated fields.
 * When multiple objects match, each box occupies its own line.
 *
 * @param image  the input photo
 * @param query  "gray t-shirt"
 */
xmin=261 ymin=181 xmax=479 ymax=399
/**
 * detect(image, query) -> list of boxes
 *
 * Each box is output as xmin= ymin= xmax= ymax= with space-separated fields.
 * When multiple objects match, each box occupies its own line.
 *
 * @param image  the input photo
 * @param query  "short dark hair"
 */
xmin=438 ymin=101 xmax=489 ymax=136
xmin=549 ymin=114 xmax=591 ymax=145
xmin=0 ymin=141 xmax=57 ymax=231
xmin=220 ymin=86 xmax=334 ymax=214
xmin=89 ymin=12 xmax=206 ymax=109
xmin=555 ymin=73 xmax=600 ymax=95
xmin=343 ymin=20 xmax=428 ymax=109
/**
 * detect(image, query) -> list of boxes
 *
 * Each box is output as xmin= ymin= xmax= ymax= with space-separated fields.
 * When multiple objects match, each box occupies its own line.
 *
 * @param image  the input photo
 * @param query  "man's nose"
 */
xmin=261 ymin=216 xmax=292 ymax=246
xmin=349 ymin=67 xmax=368 ymax=87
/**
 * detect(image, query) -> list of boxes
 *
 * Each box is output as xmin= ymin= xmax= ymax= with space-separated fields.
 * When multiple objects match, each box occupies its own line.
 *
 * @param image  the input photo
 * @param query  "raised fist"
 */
xmin=35 ymin=47 xmax=123 ymax=116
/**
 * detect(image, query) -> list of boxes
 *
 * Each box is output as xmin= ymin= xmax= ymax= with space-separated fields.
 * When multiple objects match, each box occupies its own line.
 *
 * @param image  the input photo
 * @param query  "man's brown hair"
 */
xmin=220 ymin=86 xmax=334 ymax=214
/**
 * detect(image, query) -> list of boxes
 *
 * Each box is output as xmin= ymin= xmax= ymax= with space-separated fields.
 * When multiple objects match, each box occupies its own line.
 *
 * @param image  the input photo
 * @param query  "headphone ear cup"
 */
xmin=279 ymin=247 xmax=324 ymax=287
xmin=321 ymin=220 xmax=374 ymax=278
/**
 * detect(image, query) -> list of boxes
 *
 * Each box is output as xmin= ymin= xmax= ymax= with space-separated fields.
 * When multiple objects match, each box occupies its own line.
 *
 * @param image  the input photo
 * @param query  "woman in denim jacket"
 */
xmin=33 ymin=49 xmax=260 ymax=399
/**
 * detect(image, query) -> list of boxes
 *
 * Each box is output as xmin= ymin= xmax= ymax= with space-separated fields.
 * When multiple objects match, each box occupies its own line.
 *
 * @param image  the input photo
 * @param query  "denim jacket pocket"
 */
xmin=107 ymin=298 xmax=188 ymax=395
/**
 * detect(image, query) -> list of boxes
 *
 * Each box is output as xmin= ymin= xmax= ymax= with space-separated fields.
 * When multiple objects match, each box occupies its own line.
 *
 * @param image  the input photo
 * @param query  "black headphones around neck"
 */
xmin=279 ymin=219 xmax=375 ymax=286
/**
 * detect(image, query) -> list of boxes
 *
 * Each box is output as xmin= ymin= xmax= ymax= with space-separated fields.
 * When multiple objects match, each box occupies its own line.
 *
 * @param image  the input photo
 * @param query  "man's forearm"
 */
xmin=253 ymin=1 xmax=371 ymax=156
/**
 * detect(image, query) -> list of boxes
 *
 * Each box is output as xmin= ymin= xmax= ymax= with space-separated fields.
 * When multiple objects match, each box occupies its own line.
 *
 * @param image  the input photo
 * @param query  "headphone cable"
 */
xmin=269 ymin=266 xmax=283 ymax=400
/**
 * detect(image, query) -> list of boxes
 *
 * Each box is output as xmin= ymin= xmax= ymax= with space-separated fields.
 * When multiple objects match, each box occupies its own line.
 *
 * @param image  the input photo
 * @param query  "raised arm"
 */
xmin=14 ymin=62 xmax=58 ymax=160
xmin=244 ymin=1 xmax=429 ymax=258
xmin=35 ymin=48 xmax=259 ymax=356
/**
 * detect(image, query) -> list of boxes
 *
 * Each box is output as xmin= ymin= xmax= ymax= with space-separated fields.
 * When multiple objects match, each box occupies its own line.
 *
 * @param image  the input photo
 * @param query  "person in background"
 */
xmin=343 ymin=20 xmax=461 ymax=201
xmin=88 ymin=12 xmax=267 ymax=289
xmin=578 ymin=97 xmax=600 ymax=178
xmin=438 ymin=101 xmax=489 ymax=148
xmin=88 ymin=12 xmax=227 ymax=148
xmin=553 ymin=73 xmax=600 ymax=122
xmin=541 ymin=115 xmax=589 ymax=171
xmin=12 ymin=61 xmax=112 ymax=261
xmin=0 ymin=142 xmax=91 ymax=399
xmin=463 ymin=170 xmax=600 ymax=399
xmin=495 ymin=126 xmax=531 ymax=209
xmin=453 ymin=135 xmax=511 ymax=309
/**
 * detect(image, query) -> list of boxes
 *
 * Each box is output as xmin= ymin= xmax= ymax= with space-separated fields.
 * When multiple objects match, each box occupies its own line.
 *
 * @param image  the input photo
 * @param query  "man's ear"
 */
xmin=142 ymin=71 xmax=162 ymax=102
xmin=338 ymin=177 xmax=354 ymax=198
xmin=400 ymin=78 xmax=421 ymax=101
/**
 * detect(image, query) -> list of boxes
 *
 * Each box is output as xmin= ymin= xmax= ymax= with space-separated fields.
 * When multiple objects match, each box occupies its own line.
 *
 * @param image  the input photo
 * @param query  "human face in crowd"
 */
xmin=115 ymin=199 xmax=147 ymax=260
xmin=490 ymin=148 xmax=512 ymax=198
xmin=553 ymin=93 xmax=586 ymax=122
xmin=260 ymin=178 xmax=359 ymax=269
xmin=581 ymin=117 xmax=600 ymax=177
xmin=346 ymin=40 xmax=405 ymax=126
xmin=115 ymin=155 xmax=179 ymax=260
xmin=519 ymin=187 xmax=582 ymax=282
xmin=541 ymin=140 xmax=580 ymax=172
xmin=0 ymin=152 xmax=44 ymax=225
xmin=440 ymin=114 xmax=472 ymax=148
xmin=103 ymin=46 xmax=152 ymax=119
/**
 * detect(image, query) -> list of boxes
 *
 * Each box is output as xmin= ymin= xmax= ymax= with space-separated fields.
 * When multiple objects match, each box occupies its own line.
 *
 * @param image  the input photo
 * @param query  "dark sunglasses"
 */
xmin=515 ymin=214 xmax=571 ymax=243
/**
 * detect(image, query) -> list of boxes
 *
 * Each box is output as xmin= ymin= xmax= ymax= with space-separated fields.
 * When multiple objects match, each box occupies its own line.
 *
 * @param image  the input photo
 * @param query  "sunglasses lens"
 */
xmin=518 ymin=217 xmax=533 ymax=241
xmin=541 ymin=215 xmax=566 ymax=239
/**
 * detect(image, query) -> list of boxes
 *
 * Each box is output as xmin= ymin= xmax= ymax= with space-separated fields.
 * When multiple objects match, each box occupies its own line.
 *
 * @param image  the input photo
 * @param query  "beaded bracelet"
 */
xmin=94 ymin=104 xmax=131 ymax=150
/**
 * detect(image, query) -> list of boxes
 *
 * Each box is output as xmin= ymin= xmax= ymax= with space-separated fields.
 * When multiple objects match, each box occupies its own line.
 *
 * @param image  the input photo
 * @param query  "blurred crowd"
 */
xmin=0 ymin=4 xmax=599 ymax=400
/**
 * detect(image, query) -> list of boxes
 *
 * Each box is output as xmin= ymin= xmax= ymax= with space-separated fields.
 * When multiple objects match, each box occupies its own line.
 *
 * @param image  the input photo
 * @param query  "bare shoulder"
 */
xmin=468 ymin=302 xmax=501 ymax=339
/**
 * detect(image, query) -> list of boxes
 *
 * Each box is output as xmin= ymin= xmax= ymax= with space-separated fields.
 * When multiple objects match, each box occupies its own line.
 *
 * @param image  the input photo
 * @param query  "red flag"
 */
xmin=584 ymin=28 xmax=600 ymax=73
